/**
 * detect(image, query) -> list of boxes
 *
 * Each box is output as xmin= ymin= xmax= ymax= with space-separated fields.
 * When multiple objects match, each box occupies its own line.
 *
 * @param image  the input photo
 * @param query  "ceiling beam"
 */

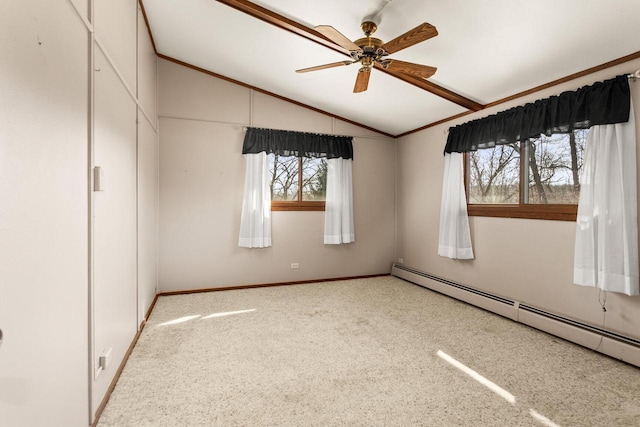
xmin=216 ymin=0 xmax=485 ymax=111
xmin=215 ymin=0 xmax=349 ymax=56
xmin=376 ymin=66 xmax=484 ymax=112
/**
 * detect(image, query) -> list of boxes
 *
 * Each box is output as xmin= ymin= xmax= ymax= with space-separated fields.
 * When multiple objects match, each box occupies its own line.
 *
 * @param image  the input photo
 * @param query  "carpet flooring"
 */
xmin=97 ymin=276 xmax=640 ymax=426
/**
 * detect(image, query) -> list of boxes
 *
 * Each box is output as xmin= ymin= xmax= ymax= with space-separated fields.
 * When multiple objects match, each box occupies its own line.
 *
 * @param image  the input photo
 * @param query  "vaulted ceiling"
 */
xmin=141 ymin=0 xmax=640 ymax=137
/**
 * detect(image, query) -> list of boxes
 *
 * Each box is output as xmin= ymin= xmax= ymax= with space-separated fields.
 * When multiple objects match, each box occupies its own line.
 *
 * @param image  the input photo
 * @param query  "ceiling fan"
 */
xmin=296 ymin=20 xmax=438 ymax=93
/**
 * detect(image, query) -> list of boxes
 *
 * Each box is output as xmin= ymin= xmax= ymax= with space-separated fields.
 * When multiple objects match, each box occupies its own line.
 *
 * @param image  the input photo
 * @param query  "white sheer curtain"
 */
xmin=238 ymin=152 xmax=272 ymax=248
xmin=574 ymin=105 xmax=638 ymax=296
xmin=438 ymin=152 xmax=474 ymax=259
xmin=324 ymin=158 xmax=355 ymax=244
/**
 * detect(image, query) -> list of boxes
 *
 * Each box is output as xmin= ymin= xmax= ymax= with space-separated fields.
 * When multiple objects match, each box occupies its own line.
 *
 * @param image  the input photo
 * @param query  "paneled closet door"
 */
xmin=91 ymin=45 xmax=138 ymax=414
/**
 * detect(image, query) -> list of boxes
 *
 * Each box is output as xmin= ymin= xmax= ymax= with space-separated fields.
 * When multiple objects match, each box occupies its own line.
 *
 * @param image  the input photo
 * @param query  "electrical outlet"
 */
xmin=398 ymin=258 xmax=404 ymax=264
xmin=291 ymin=263 xmax=299 ymax=269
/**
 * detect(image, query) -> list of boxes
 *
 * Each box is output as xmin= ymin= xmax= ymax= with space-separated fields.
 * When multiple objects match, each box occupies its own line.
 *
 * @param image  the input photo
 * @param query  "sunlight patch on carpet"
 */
xmin=529 ymin=409 xmax=562 ymax=427
xmin=157 ymin=309 xmax=256 ymax=326
xmin=157 ymin=315 xmax=201 ymax=326
xmin=202 ymin=309 xmax=256 ymax=319
xmin=437 ymin=350 xmax=516 ymax=405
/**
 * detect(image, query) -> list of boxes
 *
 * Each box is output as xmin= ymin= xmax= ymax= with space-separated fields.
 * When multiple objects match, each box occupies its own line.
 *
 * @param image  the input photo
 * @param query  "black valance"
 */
xmin=242 ymin=127 xmax=354 ymax=160
xmin=444 ymin=75 xmax=631 ymax=154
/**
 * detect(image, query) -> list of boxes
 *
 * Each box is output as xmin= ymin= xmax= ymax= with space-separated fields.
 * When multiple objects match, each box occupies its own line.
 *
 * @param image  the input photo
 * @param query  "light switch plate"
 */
xmin=93 ymin=166 xmax=104 ymax=192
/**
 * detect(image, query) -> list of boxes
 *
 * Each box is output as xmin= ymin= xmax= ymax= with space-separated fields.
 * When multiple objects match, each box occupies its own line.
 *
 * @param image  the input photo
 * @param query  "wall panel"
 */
xmin=251 ymin=92 xmax=333 ymax=133
xmin=94 ymin=0 xmax=138 ymax=94
xmin=158 ymin=58 xmax=396 ymax=291
xmin=1 ymin=1 xmax=159 ymax=424
xmin=138 ymin=109 xmax=159 ymax=324
xmin=0 ymin=1 xmax=89 ymax=425
xmin=70 ymin=0 xmax=89 ymax=20
xmin=137 ymin=5 xmax=157 ymax=126
xmin=158 ymin=59 xmax=250 ymax=124
xmin=92 ymin=46 xmax=138 ymax=411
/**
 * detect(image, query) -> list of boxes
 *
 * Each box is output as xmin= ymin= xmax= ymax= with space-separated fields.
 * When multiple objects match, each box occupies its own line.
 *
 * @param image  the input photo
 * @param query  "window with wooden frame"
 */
xmin=269 ymin=154 xmax=327 ymax=211
xmin=447 ymin=75 xmax=630 ymax=222
xmin=464 ymin=130 xmax=588 ymax=221
xmin=242 ymin=127 xmax=352 ymax=212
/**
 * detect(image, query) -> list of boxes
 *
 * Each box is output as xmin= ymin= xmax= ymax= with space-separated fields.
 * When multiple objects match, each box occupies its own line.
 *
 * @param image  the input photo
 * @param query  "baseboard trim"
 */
xmin=140 ymin=293 xmax=160 ymax=329
xmin=157 ymin=273 xmax=390 ymax=296
xmin=391 ymin=263 xmax=640 ymax=368
xmin=91 ymin=293 xmax=159 ymax=427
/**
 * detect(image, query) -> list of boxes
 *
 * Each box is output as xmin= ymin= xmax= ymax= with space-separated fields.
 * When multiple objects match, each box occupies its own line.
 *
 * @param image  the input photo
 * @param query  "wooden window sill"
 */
xmin=467 ymin=204 xmax=577 ymax=221
xmin=271 ymin=201 xmax=326 ymax=211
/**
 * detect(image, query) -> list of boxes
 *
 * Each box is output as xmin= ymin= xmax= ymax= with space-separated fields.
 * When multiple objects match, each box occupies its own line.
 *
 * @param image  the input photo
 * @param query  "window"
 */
xmin=269 ymin=154 xmax=327 ymax=211
xmin=242 ymin=127 xmax=352 ymax=212
xmin=445 ymin=75 xmax=630 ymax=222
xmin=466 ymin=130 xmax=587 ymax=221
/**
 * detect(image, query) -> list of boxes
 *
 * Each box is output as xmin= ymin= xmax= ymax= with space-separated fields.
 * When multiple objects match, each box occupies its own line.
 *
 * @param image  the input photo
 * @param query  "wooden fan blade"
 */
xmin=353 ymin=68 xmax=371 ymax=93
xmin=382 ymin=23 xmax=438 ymax=54
xmin=384 ymin=59 xmax=436 ymax=79
xmin=315 ymin=25 xmax=363 ymax=52
xmin=296 ymin=61 xmax=355 ymax=73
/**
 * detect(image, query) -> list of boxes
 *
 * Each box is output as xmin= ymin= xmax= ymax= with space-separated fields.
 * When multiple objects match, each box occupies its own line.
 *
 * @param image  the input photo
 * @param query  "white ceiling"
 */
xmin=142 ymin=0 xmax=640 ymax=136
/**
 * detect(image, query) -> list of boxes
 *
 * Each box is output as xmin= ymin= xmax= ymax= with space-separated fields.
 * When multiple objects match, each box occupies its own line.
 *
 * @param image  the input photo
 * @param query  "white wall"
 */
xmin=0 ymin=1 xmax=89 ymax=426
xmin=91 ymin=0 xmax=159 ymax=418
xmin=0 ymin=1 xmax=159 ymax=425
xmin=396 ymin=58 xmax=640 ymax=342
xmin=137 ymin=1 xmax=159 ymax=326
xmin=157 ymin=59 xmax=396 ymax=291
xmin=138 ymin=114 xmax=159 ymax=324
xmin=92 ymin=42 xmax=139 ymax=412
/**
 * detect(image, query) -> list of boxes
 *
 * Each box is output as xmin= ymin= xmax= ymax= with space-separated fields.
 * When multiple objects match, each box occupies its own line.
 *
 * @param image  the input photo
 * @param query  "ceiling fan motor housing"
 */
xmin=353 ymin=38 xmax=387 ymax=67
xmin=361 ymin=21 xmax=377 ymax=36
xmin=354 ymin=22 xmax=387 ymax=68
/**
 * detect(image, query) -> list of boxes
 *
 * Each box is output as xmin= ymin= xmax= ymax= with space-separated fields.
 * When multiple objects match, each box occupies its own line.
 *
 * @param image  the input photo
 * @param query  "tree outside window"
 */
xmin=466 ymin=129 xmax=587 ymax=220
xmin=269 ymin=154 xmax=327 ymax=210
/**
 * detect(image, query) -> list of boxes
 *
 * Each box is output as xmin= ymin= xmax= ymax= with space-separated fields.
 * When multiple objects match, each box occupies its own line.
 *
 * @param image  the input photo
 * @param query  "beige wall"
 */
xmin=157 ymin=59 xmax=396 ymax=291
xmin=137 ymin=0 xmax=159 ymax=328
xmin=91 ymin=0 xmax=159 ymax=417
xmin=0 ymin=2 xmax=89 ymax=425
xmin=0 ymin=1 xmax=159 ymax=425
xmin=396 ymin=58 xmax=640 ymax=341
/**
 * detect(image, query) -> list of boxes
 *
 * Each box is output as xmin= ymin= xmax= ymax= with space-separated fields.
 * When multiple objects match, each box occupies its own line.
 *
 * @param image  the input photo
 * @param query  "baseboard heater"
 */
xmin=391 ymin=263 xmax=640 ymax=368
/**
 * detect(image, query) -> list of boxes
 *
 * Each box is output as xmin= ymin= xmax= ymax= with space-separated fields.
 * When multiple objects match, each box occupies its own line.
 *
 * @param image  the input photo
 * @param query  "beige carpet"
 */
xmin=98 ymin=276 xmax=640 ymax=426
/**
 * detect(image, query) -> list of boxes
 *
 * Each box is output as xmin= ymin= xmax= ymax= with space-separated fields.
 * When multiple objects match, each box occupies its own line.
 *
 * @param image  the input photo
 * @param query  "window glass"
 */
xmin=466 ymin=130 xmax=587 ymax=220
xmin=468 ymin=143 xmax=520 ymax=204
xmin=524 ymin=130 xmax=586 ymax=204
xmin=269 ymin=154 xmax=299 ymax=201
xmin=301 ymin=157 xmax=327 ymax=201
xmin=268 ymin=154 xmax=327 ymax=206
